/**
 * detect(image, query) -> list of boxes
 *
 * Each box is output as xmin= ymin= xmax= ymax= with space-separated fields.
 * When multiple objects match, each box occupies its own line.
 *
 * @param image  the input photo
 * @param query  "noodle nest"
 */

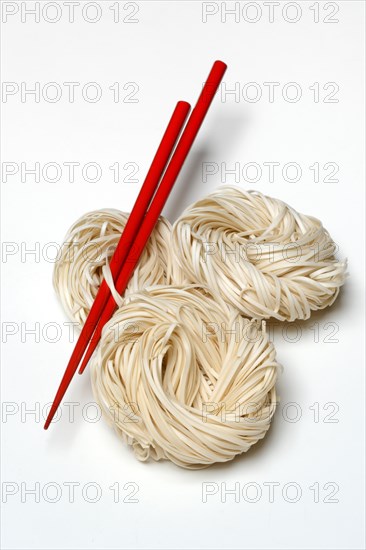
xmin=171 ymin=186 xmax=347 ymax=321
xmin=91 ymin=285 xmax=279 ymax=469
xmin=53 ymin=209 xmax=174 ymax=326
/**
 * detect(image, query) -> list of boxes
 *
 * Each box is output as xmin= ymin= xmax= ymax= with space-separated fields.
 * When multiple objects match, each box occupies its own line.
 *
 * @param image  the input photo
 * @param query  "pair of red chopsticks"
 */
xmin=44 ymin=60 xmax=227 ymax=429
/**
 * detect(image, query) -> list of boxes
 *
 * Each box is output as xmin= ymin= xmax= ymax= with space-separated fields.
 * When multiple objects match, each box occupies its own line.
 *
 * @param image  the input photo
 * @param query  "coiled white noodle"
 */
xmin=52 ymin=187 xmax=346 ymax=468
xmin=171 ymin=186 xmax=347 ymax=321
xmin=53 ymin=209 xmax=174 ymax=326
xmin=91 ymin=285 xmax=279 ymax=469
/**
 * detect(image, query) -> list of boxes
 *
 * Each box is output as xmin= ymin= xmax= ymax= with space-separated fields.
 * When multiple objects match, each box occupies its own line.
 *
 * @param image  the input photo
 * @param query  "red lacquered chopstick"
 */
xmin=78 ymin=60 xmax=227 ymax=375
xmin=44 ymin=101 xmax=191 ymax=430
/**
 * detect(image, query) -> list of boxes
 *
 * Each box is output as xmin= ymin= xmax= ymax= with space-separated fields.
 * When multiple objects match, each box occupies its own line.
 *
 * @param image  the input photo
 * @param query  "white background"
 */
xmin=1 ymin=1 xmax=365 ymax=549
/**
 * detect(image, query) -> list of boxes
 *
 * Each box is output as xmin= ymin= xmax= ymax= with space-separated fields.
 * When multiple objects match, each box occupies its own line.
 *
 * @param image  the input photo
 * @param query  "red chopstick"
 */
xmin=44 ymin=101 xmax=191 ymax=430
xmin=44 ymin=60 xmax=227 ymax=430
xmin=78 ymin=60 xmax=227 ymax=374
